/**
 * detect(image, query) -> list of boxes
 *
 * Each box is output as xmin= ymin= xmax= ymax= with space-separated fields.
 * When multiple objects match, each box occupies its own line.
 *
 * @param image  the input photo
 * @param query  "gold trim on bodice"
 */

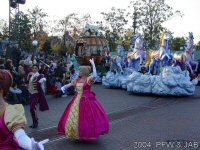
xmin=65 ymin=83 xmax=84 ymax=139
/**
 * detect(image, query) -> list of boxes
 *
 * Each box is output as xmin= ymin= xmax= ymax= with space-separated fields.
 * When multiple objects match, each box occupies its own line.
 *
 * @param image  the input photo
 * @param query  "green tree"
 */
xmin=49 ymin=36 xmax=62 ymax=53
xmin=124 ymin=28 xmax=134 ymax=50
xmin=51 ymin=42 xmax=62 ymax=52
xmin=57 ymin=13 xmax=78 ymax=35
xmin=36 ymin=28 xmax=48 ymax=51
xmin=9 ymin=11 xmax=32 ymax=51
xmin=57 ymin=13 xmax=78 ymax=50
xmin=128 ymin=0 xmax=182 ymax=49
xmin=95 ymin=21 xmax=109 ymax=33
xmin=105 ymin=30 xmax=119 ymax=51
xmin=51 ymin=13 xmax=90 ymax=37
xmin=172 ymin=37 xmax=186 ymax=51
xmin=101 ymin=7 xmax=128 ymax=50
xmin=0 ymin=19 xmax=9 ymax=39
xmin=195 ymin=41 xmax=200 ymax=51
xmin=101 ymin=7 xmax=128 ymax=36
xmin=28 ymin=6 xmax=48 ymax=38
xmin=43 ymin=40 xmax=51 ymax=58
xmin=57 ymin=13 xmax=93 ymax=52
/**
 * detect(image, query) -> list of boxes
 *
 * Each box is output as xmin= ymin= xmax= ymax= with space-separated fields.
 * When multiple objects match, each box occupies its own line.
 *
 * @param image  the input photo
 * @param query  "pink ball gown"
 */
xmin=58 ymin=77 xmax=109 ymax=140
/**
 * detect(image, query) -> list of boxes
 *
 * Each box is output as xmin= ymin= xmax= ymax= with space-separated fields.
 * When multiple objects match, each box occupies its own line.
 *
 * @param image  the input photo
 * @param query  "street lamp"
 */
xmin=32 ymin=40 xmax=38 ymax=55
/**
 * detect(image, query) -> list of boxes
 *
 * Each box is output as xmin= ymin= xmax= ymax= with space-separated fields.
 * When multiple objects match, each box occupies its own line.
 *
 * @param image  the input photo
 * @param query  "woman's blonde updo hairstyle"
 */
xmin=79 ymin=66 xmax=91 ymax=76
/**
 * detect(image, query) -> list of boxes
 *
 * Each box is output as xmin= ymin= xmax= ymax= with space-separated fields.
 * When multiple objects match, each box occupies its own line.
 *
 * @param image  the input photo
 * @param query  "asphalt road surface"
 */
xmin=24 ymin=84 xmax=200 ymax=150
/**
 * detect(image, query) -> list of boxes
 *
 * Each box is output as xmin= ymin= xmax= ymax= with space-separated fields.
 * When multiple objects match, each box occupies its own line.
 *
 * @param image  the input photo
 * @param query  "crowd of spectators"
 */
xmin=0 ymin=44 xmax=79 ymax=105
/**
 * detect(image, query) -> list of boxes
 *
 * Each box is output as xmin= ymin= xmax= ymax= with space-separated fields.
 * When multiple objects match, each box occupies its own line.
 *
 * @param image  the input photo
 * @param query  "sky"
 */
xmin=0 ymin=0 xmax=200 ymax=43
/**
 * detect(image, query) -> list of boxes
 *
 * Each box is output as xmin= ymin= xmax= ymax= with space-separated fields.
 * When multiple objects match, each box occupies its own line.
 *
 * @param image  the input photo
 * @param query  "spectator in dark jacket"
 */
xmin=0 ymin=58 xmax=5 ymax=69
xmin=11 ymin=44 xmax=21 ymax=69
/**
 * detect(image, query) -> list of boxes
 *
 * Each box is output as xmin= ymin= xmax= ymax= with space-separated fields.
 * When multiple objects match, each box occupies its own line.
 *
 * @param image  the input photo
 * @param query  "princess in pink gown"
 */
xmin=58 ymin=58 xmax=109 ymax=140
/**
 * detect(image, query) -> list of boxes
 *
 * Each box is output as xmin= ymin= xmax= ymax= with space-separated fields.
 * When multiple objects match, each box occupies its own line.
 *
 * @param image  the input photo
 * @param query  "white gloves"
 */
xmin=89 ymin=58 xmax=95 ymax=66
xmin=31 ymin=138 xmax=49 ymax=150
xmin=61 ymin=86 xmax=66 ymax=93
xmin=61 ymin=83 xmax=72 ymax=93
xmin=38 ymin=78 xmax=46 ymax=83
xmin=14 ymin=129 xmax=49 ymax=150
xmin=89 ymin=58 xmax=97 ymax=77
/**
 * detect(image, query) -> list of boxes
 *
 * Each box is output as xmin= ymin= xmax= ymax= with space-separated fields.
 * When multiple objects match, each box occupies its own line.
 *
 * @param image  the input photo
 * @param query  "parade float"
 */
xmin=74 ymin=23 xmax=110 ymax=82
xmin=102 ymin=32 xmax=146 ymax=88
xmin=102 ymin=32 xmax=198 ymax=96
xmin=127 ymin=32 xmax=198 ymax=96
xmin=127 ymin=66 xmax=198 ymax=96
xmin=74 ymin=23 xmax=109 ymax=65
xmin=102 ymin=44 xmax=128 ymax=88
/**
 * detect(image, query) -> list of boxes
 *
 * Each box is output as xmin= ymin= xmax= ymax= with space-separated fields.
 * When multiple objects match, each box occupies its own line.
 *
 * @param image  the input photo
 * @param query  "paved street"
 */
xmin=25 ymin=84 xmax=200 ymax=150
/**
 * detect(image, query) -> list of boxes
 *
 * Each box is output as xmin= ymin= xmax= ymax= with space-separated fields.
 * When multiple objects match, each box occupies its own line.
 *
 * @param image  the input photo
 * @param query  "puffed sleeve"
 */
xmin=4 ymin=104 xmax=27 ymax=133
xmin=71 ymin=79 xmax=77 ymax=86
xmin=87 ymin=76 xmax=96 ymax=86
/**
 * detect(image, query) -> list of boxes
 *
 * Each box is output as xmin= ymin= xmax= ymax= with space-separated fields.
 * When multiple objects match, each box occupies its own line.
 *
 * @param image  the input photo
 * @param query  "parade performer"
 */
xmin=71 ymin=53 xmax=79 ymax=72
xmin=58 ymin=58 xmax=109 ymax=140
xmin=28 ymin=64 xmax=49 ymax=128
xmin=0 ymin=69 xmax=49 ymax=149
